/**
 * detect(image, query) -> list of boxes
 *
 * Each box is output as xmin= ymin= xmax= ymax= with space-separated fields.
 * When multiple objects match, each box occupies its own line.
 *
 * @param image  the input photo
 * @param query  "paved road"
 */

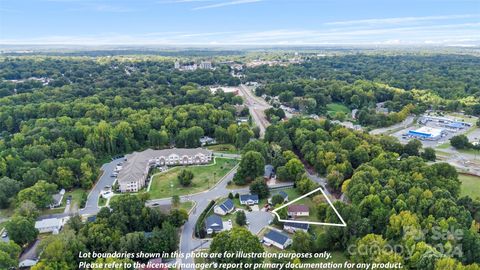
xmin=146 ymin=164 xmax=293 ymax=270
xmin=238 ymin=84 xmax=271 ymax=138
xmin=79 ymin=157 xmax=123 ymax=215
xmin=369 ymin=116 xmax=415 ymax=135
xmin=304 ymin=170 xmax=340 ymax=202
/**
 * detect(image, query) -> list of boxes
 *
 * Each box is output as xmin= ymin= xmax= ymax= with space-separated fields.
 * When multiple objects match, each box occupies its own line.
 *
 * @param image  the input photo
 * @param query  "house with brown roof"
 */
xmin=287 ymin=204 xmax=309 ymax=217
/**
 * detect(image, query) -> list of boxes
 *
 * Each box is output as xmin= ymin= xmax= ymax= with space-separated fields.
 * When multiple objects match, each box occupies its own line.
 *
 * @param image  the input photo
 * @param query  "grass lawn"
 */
xmin=178 ymin=201 xmax=194 ymax=212
xmin=206 ymin=144 xmax=239 ymax=154
xmin=98 ymin=197 xmax=107 ymax=207
xmin=326 ymin=103 xmax=350 ymax=117
xmin=276 ymin=188 xmax=341 ymax=224
xmin=41 ymin=207 xmax=65 ymax=215
xmin=61 ymin=189 xmax=85 ymax=208
xmin=459 ymin=174 xmax=480 ymax=199
xmin=149 ymin=158 xmax=238 ymax=199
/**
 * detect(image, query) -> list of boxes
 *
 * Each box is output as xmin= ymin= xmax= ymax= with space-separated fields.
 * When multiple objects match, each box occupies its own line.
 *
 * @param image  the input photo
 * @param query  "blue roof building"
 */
xmin=214 ymin=199 xmax=235 ymax=216
xmin=283 ymin=222 xmax=309 ymax=233
xmin=263 ymin=230 xmax=292 ymax=249
xmin=239 ymin=194 xmax=259 ymax=205
xmin=264 ymin=164 xmax=274 ymax=179
xmin=205 ymin=215 xmax=223 ymax=234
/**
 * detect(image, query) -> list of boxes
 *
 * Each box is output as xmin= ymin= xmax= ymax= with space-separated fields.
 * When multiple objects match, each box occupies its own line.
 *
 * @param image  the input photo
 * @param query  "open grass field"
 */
xmin=206 ymin=144 xmax=239 ymax=154
xmin=459 ymin=174 xmax=480 ymax=199
xmin=149 ymin=158 xmax=238 ymax=199
xmin=326 ymin=103 xmax=351 ymax=117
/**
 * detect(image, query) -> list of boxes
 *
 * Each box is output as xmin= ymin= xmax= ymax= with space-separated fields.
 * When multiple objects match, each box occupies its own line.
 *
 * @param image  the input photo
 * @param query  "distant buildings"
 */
xmin=117 ymin=148 xmax=212 ymax=192
xmin=174 ymin=60 xmax=213 ymax=71
xmin=200 ymin=136 xmax=216 ymax=146
xmin=199 ymin=61 xmax=212 ymax=69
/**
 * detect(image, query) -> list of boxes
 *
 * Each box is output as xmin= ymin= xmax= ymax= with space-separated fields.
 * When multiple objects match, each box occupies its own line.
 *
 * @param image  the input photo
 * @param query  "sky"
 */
xmin=0 ymin=0 xmax=479 ymax=46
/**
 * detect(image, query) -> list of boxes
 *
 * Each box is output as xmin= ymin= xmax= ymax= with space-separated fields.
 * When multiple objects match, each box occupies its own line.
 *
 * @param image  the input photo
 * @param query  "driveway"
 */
xmin=79 ymin=157 xmax=124 ymax=216
xmin=246 ymin=211 xmax=273 ymax=235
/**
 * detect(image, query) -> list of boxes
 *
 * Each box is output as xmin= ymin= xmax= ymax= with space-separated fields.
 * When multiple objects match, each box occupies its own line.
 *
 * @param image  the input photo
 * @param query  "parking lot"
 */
xmin=391 ymin=114 xmax=477 ymax=148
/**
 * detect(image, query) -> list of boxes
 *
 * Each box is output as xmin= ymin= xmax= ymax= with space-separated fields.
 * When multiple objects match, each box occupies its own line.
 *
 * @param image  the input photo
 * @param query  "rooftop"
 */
xmin=219 ymin=199 xmax=234 ymax=212
xmin=283 ymin=222 xmax=309 ymax=230
xmin=239 ymin=194 xmax=259 ymax=202
xmin=118 ymin=148 xmax=212 ymax=185
xmin=205 ymin=214 xmax=223 ymax=230
xmin=287 ymin=204 xmax=309 ymax=213
xmin=264 ymin=230 xmax=290 ymax=245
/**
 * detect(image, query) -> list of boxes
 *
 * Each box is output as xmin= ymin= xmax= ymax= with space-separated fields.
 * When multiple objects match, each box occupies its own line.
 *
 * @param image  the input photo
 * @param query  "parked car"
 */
xmin=1 ymin=231 xmax=7 ymax=238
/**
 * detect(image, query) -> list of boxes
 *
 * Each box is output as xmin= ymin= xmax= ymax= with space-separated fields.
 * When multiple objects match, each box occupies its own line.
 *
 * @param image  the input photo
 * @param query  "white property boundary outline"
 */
xmin=271 ymin=187 xmax=347 ymax=227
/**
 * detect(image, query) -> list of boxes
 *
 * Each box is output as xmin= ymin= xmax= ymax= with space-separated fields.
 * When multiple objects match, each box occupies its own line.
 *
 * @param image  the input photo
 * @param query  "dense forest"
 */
xmin=229 ymin=117 xmax=480 ymax=269
xmin=0 ymin=57 xmax=253 ymax=211
xmin=246 ymin=54 xmax=480 ymax=99
xmin=1 ymin=54 xmax=479 ymax=270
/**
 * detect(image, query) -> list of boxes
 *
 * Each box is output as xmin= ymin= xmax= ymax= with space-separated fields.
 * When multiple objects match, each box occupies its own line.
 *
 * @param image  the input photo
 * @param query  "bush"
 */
xmin=80 ymin=192 xmax=88 ymax=208
xmin=195 ymin=200 xmax=215 ymax=238
xmin=228 ymin=192 xmax=234 ymax=199
xmin=178 ymin=169 xmax=194 ymax=186
xmin=235 ymin=211 xmax=247 ymax=226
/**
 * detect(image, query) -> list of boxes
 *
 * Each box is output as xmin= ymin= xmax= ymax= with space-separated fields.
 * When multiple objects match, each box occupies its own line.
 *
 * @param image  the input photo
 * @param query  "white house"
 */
xmin=239 ymin=194 xmax=259 ymax=205
xmin=214 ymin=199 xmax=235 ymax=216
xmin=35 ymin=217 xmax=69 ymax=234
xmin=205 ymin=215 xmax=224 ymax=235
xmin=263 ymin=230 xmax=292 ymax=250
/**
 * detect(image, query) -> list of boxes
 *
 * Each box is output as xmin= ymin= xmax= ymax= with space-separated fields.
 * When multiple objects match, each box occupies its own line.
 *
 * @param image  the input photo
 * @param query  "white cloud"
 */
xmin=325 ymin=14 xmax=477 ymax=26
xmin=192 ymin=0 xmax=262 ymax=10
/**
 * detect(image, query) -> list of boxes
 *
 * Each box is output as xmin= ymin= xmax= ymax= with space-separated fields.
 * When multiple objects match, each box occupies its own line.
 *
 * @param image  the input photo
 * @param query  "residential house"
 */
xmin=35 ymin=217 xmax=69 ymax=234
xmin=287 ymin=205 xmax=309 ymax=217
xmin=263 ymin=230 xmax=292 ymax=250
xmin=205 ymin=215 xmax=224 ymax=235
xmin=264 ymin=165 xmax=274 ymax=180
xmin=49 ymin=189 xmax=65 ymax=209
xmin=18 ymin=239 xmax=40 ymax=269
xmin=283 ymin=222 xmax=309 ymax=233
xmin=200 ymin=136 xmax=216 ymax=146
xmin=214 ymin=199 xmax=235 ymax=216
xmin=239 ymin=194 xmax=259 ymax=205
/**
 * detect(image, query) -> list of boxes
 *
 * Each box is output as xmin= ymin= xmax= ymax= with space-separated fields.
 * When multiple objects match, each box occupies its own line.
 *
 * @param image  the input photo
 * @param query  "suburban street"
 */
xmin=238 ymin=84 xmax=271 ymax=138
xmin=146 ymin=164 xmax=293 ymax=270
xmin=79 ymin=157 xmax=124 ymax=215
xmin=369 ymin=115 xmax=415 ymax=135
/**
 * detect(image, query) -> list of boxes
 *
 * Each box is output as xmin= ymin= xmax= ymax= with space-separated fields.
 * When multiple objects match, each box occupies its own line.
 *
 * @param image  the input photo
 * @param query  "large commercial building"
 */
xmin=117 ymin=148 xmax=213 ymax=192
xmin=408 ymin=126 xmax=444 ymax=140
